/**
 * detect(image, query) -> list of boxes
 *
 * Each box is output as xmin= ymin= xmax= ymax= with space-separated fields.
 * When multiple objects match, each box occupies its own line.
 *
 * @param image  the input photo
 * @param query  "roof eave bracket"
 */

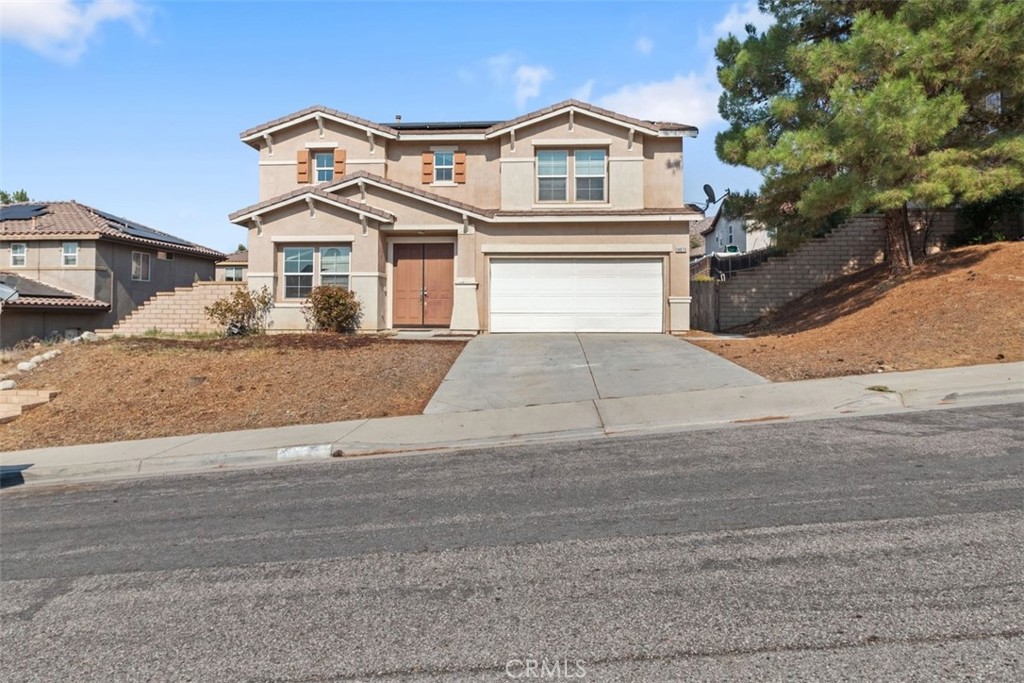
xmin=315 ymin=114 xmax=325 ymax=139
xmin=263 ymin=133 xmax=274 ymax=156
xmin=307 ymin=196 xmax=316 ymax=217
xmin=367 ymin=131 xmax=375 ymax=154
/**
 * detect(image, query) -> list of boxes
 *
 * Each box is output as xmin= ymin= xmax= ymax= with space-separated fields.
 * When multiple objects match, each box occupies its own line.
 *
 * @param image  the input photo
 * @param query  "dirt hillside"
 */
xmin=691 ymin=241 xmax=1024 ymax=381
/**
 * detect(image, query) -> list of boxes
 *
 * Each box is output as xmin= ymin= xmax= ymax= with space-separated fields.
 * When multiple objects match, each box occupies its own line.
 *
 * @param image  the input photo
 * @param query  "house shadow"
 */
xmin=0 ymin=464 xmax=33 ymax=489
xmin=738 ymin=245 xmax=997 ymax=337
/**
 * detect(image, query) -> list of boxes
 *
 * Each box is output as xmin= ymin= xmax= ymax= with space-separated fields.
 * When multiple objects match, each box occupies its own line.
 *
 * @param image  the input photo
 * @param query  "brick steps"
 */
xmin=0 ymin=389 xmax=60 ymax=424
xmin=100 ymin=282 xmax=242 ymax=337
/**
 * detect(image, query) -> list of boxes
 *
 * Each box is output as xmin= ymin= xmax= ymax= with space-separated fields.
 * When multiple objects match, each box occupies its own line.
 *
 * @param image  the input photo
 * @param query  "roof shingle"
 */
xmin=0 ymin=201 xmax=224 ymax=259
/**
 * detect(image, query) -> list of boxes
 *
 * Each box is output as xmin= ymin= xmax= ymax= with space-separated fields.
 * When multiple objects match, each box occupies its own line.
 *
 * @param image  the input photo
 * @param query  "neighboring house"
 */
xmin=689 ymin=216 xmax=712 ymax=258
xmin=0 ymin=201 xmax=223 ymax=346
xmin=216 ymin=250 xmax=248 ymax=282
xmin=701 ymin=209 xmax=774 ymax=254
xmin=229 ymin=99 xmax=703 ymax=333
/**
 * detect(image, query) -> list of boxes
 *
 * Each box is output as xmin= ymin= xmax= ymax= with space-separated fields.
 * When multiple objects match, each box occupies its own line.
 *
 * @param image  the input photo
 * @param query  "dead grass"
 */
xmin=0 ymin=334 xmax=464 ymax=450
xmin=691 ymin=241 xmax=1024 ymax=381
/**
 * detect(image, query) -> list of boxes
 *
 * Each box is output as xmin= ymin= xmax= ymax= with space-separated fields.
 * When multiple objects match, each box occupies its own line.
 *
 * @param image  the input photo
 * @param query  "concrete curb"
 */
xmin=3 ymin=362 xmax=1021 ymax=488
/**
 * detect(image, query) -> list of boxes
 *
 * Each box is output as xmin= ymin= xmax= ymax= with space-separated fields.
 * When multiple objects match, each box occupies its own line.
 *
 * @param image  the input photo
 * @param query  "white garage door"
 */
xmin=489 ymin=258 xmax=663 ymax=333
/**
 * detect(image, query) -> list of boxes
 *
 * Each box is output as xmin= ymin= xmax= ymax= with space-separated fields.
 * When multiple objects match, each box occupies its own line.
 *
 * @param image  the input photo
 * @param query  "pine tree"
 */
xmin=716 ymin=0 xmax=1024 ymax=273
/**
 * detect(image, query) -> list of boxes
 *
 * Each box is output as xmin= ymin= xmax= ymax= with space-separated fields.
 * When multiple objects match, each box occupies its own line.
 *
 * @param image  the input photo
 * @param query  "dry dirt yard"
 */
xmin=689 ymin=241 xmax=1024 ymax=381
xmin=0 ymin=335 xmax=465 ymax=450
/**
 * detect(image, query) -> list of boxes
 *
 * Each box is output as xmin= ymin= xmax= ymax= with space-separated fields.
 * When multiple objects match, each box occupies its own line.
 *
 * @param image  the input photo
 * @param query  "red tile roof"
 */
xmin=239 ymin=100 xmax=697 ymax=145
xmin=0 ymin=201 xmax=224 ymax=259
xmin=218 ymin=249 xmax=249 ymax=264
xmin=228 ymin=185 xmax=396 ymax=223
xmin=0 ymin=272 xmax=108 ymax=310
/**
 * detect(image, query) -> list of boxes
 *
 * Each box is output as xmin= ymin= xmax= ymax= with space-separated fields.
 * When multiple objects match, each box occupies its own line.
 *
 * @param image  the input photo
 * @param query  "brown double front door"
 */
xmin=392 ymin=243 xmax=455 ymax=327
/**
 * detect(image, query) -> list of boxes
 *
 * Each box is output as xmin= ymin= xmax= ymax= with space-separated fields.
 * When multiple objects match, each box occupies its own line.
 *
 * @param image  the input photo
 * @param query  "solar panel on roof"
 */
xmin=91 ymin=208 xmax=196 ymax=248
xmin=0 ymin=204 xmax=48 ymax=221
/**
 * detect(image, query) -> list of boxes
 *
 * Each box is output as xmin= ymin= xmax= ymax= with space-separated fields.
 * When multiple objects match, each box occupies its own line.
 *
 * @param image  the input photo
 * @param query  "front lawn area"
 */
xmin=0 ymin=334 xmax=465 ymax=450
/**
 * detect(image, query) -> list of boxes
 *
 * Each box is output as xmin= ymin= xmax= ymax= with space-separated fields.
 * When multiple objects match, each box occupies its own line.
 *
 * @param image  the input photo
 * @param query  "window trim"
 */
xmin=432 ymin=148 xmax=455 ymax=185
xmin=224 ymin=266 xmax=244 ymax=282
xmin=573 ymin=149 xmax=607 ymax=203
xmin=313 ymin=151 xmax=334 ymax=183
xmin=10 ymin=242 xmax=26 ymax=267
xmin=131 ymin=251 xmax=151 ymax=282
xmin=62 ymin=241 xmax=79 ymax=267
xmin=537 ymin=149 xmax=569 ymax=202
xmin=536 ymin=148 xmax=608 ymax=204
xmin=281 ymin=244 xmax=351 ymax=300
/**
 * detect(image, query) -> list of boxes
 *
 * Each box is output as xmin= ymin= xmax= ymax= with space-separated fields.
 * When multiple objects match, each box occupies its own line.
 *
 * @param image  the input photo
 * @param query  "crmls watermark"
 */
xmin=505 ymin=657 xmax=587 ymax=679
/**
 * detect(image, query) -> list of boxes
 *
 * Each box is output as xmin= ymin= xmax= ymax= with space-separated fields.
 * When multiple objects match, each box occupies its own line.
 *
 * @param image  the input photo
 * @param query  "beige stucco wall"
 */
xmin=245 ymin=201 xmax=388 ymax=332
xmin=254 ymin=118 xmax=384 ymax=200
xmin=386 ymin=140 xmax=500 ymax=209
xmin=643 ymin=137 xmax=684 ymax=207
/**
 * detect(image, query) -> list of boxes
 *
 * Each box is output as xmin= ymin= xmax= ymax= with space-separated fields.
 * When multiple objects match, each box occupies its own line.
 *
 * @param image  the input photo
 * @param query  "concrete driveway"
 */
xmin=425 ymin=334 xmax=768 ymax=413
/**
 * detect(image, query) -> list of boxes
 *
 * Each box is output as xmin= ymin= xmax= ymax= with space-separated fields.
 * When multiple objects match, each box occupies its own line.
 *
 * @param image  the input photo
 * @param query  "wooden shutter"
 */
xmin=334 ymin=149 xmax=347 ymax=177
xmin=296 ymin=150 xmax=310 ymax=183
xmin=421 ymin=152 xmax=434 ymax=183
xmin=454 ymin=151 xmax=467 ymax=184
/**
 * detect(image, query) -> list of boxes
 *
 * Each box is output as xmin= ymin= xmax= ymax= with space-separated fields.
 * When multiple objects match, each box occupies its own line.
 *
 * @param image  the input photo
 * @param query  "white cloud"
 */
xmin=598 ymin=73 xmax=721 ymax=129
xmin=635 ymin=36 xmax=653 ymax=56
xmin=699 ymin=0 xmax=774 ymax=49
xmin=0 ymin=0 xmax=148 ymax=64
xmin=513 ymin=65 xmax=553 ymax=109
xmin=573 ymin=79 xmax=596 ymax=102
xmin=486 ymin=52 xmax=516 ymax=84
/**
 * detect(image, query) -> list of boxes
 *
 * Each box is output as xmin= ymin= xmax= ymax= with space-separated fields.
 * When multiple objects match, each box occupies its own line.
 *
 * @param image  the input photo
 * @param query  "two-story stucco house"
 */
xmin=229 ymin=99 xmax=703 ymax=333
xmin=0 ymin=201 xmax=223 ymax=346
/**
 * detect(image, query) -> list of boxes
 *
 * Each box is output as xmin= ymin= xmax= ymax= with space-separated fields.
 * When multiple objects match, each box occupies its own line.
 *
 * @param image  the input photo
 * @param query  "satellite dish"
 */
xmin=0 ymin=283 xmax=19 ymax=303
xmin=703 ymin=184 xmax=717 ymax=205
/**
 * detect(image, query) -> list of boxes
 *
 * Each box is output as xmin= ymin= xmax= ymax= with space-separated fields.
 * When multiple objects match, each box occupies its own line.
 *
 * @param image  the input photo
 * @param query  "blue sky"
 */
xmin=1 ymin=0 xmax=770 ymax=253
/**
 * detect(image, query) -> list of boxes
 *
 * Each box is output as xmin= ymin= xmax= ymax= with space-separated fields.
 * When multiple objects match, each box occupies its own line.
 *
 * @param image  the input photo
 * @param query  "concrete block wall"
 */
xmin=99 ymin=282 xmax=242 ymax=336
xmin=716 ymin=211 xmax=959 ymax=330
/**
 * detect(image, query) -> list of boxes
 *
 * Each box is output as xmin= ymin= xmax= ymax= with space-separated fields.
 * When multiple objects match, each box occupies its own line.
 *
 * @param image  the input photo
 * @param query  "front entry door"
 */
xmin=392 ymin=243 xmax=455 ymax=327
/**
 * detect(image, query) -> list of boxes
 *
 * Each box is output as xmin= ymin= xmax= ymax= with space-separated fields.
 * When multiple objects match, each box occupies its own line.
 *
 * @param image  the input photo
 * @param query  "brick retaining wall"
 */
xmin=713 ymin=211 xmax=959 ymax=330
xmin=99 ymin=282 xmax=242 ymax=336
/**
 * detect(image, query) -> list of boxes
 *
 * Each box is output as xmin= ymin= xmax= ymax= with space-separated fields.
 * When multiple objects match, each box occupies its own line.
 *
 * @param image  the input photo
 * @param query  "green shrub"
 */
xmin=204 ymin=285 xmax=273 ymax=334
xmin=692 ymin=274 xmax=716 ymax=282
xmin=302 ymin=286 xmax=362 ymax=333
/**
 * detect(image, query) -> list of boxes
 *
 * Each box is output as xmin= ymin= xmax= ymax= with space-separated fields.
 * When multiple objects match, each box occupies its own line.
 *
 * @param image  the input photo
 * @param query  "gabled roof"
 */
xmin=0 ymin=201 xmax=224 ymax=259
xmin=218 ymin=249 xmax=248 ymax=264
xmin=483 ymin=99 xmax=699 ymax=138
xmin=239 ymin=105 xmax=399 ymax=147
xmin=238 ymin=99 xmax=698 ymax=147
xmin=0 ymin=272 xmax=108 ymax=310
xmin=324 ymin=171 xmax=496 ymax=221
xmin=228 ymin=185 xmax=396 ymax=224
xmin=699 ymin=207 xmax=724 ymax=236
xmin=236 ymin=171 xmax=702 ymax=226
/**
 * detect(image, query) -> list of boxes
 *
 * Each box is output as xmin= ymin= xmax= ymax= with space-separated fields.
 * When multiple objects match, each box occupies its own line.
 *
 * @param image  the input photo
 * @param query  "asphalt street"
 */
xmin=2 ymin=404 xmax=1022 ymax=681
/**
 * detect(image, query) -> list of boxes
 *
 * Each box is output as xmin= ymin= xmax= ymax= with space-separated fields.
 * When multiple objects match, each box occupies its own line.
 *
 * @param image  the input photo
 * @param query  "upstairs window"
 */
xmin=422 ymin=150 xmax=466 ymax=184
xmin=62 ymin=242 xmax=79 ymax=267
xmin=537 ymin=149 xmax=606 ymax=203
xmin=574 ymin=150 xmax=606 ymax=201
xmin=132 ymin=252 xmax=151 ymax=281
xmin=314 ymin=152 xmax=334 ymax=182
xmin=10 ymin=243 xmax=26 ymax=267
xmin=537 ymin=150 xmax=568 ymax=201
xmin=298 ymin=149 xmax=345 ymax=183
xmin=434 ymin=151 xmax=454 ymax=183
xmin=225 ymin=266 xmax=244 ymax=282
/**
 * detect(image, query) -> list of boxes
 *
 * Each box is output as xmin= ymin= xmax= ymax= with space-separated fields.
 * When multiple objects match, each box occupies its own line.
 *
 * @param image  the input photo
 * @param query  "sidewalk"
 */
xmin=2 ymin=362 xmax=1021 ymax=487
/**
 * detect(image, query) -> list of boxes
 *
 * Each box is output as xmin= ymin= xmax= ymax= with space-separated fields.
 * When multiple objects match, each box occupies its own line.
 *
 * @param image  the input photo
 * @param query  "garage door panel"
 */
xmin=490 ymin=258 xmax=663 ymax=333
